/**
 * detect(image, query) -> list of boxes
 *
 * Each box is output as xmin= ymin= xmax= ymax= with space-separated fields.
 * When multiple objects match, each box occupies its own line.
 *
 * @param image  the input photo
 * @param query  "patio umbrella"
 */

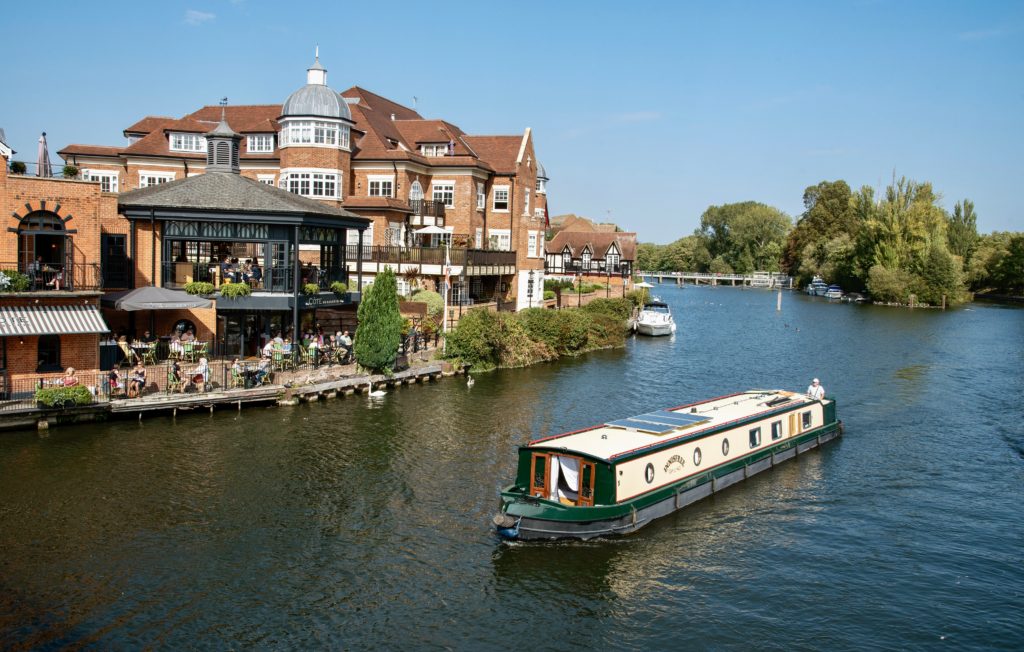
xmin=412 ymin=225 xmax=448 ymax=235
xmin=37 ymin=132 xmax=52 ymax=178
xmin=634 ymin=281 xmax=654 ymax=288
xmin=102 ymin=286 xmax=212 ymax=311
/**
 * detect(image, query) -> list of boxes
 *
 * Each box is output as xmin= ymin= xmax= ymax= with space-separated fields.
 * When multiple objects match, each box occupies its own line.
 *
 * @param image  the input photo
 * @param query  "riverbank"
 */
xmin=0 ymin=359 xmax=465 ymax=434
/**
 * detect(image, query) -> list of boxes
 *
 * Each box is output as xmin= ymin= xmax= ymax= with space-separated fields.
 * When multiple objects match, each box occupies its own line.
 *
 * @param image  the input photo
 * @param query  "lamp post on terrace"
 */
xmin=527 ymin=270 xmax=535 ymax=309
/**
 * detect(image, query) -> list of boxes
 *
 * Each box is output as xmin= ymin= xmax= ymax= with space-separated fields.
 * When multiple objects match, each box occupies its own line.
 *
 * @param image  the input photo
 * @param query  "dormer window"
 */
xmin=169 ymin=132 xmax=206 ymax=152
xmin=606 ymin=247 xmax=620 ymax=269
xmin=420 ymin=143 xmax=449 ymax=157
xmin=247 ymin=134 xmax=275 ymax=153
xmin=581 ymin=249 xmax=592 ymax=269
xmin=562 ymin=249 xmax=572 ymax=269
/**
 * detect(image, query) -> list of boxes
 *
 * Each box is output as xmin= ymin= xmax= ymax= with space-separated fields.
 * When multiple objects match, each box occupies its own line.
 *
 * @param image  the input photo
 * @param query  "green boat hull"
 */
xmin=495 ymin=420 xmax=843 ymax=541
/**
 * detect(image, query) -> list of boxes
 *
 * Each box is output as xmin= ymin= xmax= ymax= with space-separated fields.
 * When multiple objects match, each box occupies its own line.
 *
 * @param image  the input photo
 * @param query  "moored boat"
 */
xmin=806 ymin=277 xmax=828 ymax=296
xmin=824 ymin=285 xmax=843 ymax=300
xmin=493 ymin=389 xmax=842 ymax=541
xmin=634 ymin=300 xmax=676 ymax=336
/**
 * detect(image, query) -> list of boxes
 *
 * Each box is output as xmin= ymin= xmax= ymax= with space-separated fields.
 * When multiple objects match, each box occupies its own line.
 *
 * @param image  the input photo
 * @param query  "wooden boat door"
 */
xmin=578 ymin=461 xmax=596 ymax=507
xmin=789 ymin=412 xmax=799 ymax=435
xmin=530 ymin=453 xmax=550 ymax=498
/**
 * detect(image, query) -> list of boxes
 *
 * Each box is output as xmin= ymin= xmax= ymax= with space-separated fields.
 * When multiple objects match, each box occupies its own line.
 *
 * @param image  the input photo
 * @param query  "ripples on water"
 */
xmin=1 ymin=287 xmax=1022 ymax=650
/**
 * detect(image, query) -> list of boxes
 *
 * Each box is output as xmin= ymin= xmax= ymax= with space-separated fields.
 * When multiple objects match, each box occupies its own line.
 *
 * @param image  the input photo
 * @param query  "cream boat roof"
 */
xmin=528 ymin=390 xmax=821 ymax=462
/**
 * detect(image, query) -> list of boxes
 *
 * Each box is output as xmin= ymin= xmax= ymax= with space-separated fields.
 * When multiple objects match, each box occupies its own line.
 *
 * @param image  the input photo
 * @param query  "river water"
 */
xmin=1 ymin=286 xmax=1021 ymax=650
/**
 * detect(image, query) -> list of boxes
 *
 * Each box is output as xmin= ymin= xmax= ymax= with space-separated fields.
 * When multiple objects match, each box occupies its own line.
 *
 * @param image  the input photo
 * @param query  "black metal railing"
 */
xmin=0 ymin=371 xmax=114 ymax=413
xmin=408 ymin=199 xmax=446 ymax=218
xmin=344 ymin=246 xmax=516 ymax=268
xmin=161 ymin=261 xmax=300 ymax=294
xmin=0 ymin=261 xmax=103 ymax=292
xmin=546 ymin=261 xmax=632 ymax=276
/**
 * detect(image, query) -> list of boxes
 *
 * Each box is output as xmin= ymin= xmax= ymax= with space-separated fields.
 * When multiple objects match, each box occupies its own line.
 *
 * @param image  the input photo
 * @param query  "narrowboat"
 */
xmin=493 ymin=390 xmax=841 ymax=541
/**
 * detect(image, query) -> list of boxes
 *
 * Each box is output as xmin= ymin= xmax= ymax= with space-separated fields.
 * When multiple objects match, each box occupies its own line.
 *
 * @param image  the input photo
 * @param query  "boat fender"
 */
xmin=631 ymin=505 xmax=638 ymax=527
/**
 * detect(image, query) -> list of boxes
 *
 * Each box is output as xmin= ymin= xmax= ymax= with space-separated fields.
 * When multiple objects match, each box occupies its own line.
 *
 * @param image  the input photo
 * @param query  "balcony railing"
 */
xmin=345 ymin=246 xmax=516 ymax=268
xmin=0 ymin=261 xmax=103 ymax=292
xmin=546 ymin=261 xmax=633 ymax=276
xmin=408 ymin=199 xmax=446 ymax=218
xmin=162 ymin=261 xmax=348 ymax=294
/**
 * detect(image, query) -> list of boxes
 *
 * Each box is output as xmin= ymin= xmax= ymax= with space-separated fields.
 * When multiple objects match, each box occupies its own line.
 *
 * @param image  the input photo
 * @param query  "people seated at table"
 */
xmin=46 ymin=268 xmax=64 ymax=290
xmin=338 ymin=330 xmax=353 ymax=363
xmin=221 ymin=257 xmax=235 ymax=283
xmin=248 ymin=261 xmax=262 ymax=287
xmin=128 ymin=362 xmax=147 ymax=398
xmin=169 ymin=360 xmax=184 ymax=392
xmin=192 ymin=357 xmax=210 ymax=392
xmin=255 ymin=357 xmax=272 ymax=385
xmin=62 ymin=367 xmax=80 ymax=387
xmin=118 ymin=335 xmax=140 ymax=365
xmin=141 ymin=330 xmax=157 ymax=344
xmin=262 ymin=340 xmax=277 ymax=358
xmin=180 ymin=328 xmax=195 ymax=343
xmin=169 ymin=333 xmax=183 ymax=356
xmin=27 ymin=255 xmax=44 ymax=288
xmin=282 ymin=338 xmax=292 ymax=353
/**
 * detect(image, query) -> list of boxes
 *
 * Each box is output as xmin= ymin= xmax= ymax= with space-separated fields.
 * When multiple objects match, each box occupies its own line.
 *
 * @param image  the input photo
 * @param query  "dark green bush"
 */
xmin=516 ymin=308 xmax=589 ymax=356
xmin=543 ymin=290 xmax=555 ymax=300
xmin=36 ymin=384 xmax=93 ymax=408
xmin=303 ymin=283 xmax=320 ymax=296
xmin=582 ymin=297 xmax=633 ymax=322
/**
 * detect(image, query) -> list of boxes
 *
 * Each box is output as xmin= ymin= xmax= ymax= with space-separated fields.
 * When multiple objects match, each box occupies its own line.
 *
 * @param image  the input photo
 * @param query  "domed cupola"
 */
xmin=281 ymin=55 xmax=351 ymax=121
xmin=278 ymin=52 xmax=353 ymax=153
xmin=536 ymin=161 xmax=549 ymax=194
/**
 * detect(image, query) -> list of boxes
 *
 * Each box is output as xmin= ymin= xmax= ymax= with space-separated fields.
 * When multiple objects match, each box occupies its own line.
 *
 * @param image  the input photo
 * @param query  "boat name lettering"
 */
xmin=663 ymin=454 xmax=685 ymax=474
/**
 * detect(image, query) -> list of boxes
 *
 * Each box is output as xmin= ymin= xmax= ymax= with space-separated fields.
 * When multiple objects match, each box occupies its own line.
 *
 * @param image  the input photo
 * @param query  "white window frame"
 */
xmin=280 ymin=120 xmax=349 ymax=149
xmin=476 ymin=183 xmax=485 ymax=210
xmin=368 ymin=175 xmax=395 ymax=198
xmin=420 ymin=143 xmax=449 ymax=157
xmin=581 ymin=249 xmax=592 ymax=269
xmin=82 ymin=169 xmax=118 ymax=193
xmin=536 ymin=232 xmax=545 ymax=258
xmin=432 ymin=182 xmax=455 ymax=208
xmin=169 ymin=132 xmax=206 ymax=153
xmin=535 ymin=207 xmax=545 ymax=219
xmin=606 ymin=246 xmax=620 ymax=269
xmin=280 ymin=168 xmax=340 ymax=199
xmin=493 ymin=185 xmax=510 ymax=212
xmin=410 ymin=180 xmax=424 ymax=201
xmin=771 ymin=420 xmax=783 ymax=441
xmin=347 ymin=223 xmax=374 ymax=246
xmin=749 ymin=427 xmax=762 ymax=449
xmin=527 ymin=231 xmax=538 ymax=258
xmin=523 ymin=188 xmax=531 ymax=215
xmin=257 ymin=174 xmax=276 ymax=185
xmin=247 ymin=134 xmax=275 ymax=153
xmin=488 ymin=228 xmax=511 ymax=251
xmin=475 ymin=228 xmax=483 ymax=249
xmin=139 ymin=171 xmax=175 ymax=188
xmin=430 ymin=227 xmax=454 ymax=248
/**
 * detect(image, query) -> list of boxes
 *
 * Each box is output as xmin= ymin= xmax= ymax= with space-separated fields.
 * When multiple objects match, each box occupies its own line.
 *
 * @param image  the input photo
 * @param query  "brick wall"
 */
xmin=2 ymin=295 xmax=104 ymax=381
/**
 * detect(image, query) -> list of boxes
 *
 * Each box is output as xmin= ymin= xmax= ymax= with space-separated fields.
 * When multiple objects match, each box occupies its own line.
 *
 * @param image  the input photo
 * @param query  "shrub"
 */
xmin=410 ymin=289 xmax=443 ymax=318
xmin=36 ymin=385 xmax=93 ymax=408
xmin=218 ymin=282 xmax=251 ymax=300
xmin=866 ymin=264 xmax=917 ymax=303
xmin=516 ymin=308 xmax=589 ymax=356
xmin=623 ymin=289 xmax=646 ymax=308
xmin=62 ymin=164 xmax=79 ymax=179
xmin=184 ymin=281 xmax=215 ymax=296
xmin=10 ymin=161 xmax=26 ymax=174
xmin=443 ymin=308 xmax=501 ymax=370
xmin=330 ymin=280 xmax=348 ymax=295
xmin=0 ymin=269 xmax=31 ymax=292
xmin=355 ymin=267 xmax=403 ymax=373
xmin=543 ymin=290 xmax=555 ymax=300
xmin=303 ymin=283 xmax=320 ymax=296
xmin=582 ymin=297 xmax=633 ymax=322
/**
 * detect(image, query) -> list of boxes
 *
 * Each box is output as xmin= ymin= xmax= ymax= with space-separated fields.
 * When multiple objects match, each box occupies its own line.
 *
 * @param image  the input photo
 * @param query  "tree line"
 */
xmin=636 ymin=178 xmax=1023 ymax=304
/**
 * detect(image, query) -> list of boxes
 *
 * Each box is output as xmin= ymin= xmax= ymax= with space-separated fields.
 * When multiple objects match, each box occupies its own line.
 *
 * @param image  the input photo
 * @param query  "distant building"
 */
xmin=60 ymin=56 xmax=550 ymax=310
xmin=547 ymin=213 xmax=618 ymax=237
xmin=545 ymin=231 xmax=636 ymax=290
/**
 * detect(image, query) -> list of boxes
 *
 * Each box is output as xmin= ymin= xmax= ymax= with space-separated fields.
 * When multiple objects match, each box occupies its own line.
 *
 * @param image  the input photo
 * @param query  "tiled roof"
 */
xmin=184 ymin=105 xmax=281 ymax=133
xmin=58 ymin=144 xmax=123 ymax=157
xmin=124 ymin=116 xmax=175 ymax=135
xmin=462 ymin=135 xmax=522 ymax=174
xmin=342 ymin=196 xmax=413 ymax=212
xmin=546 ymin=231 xmax=637 ymax=260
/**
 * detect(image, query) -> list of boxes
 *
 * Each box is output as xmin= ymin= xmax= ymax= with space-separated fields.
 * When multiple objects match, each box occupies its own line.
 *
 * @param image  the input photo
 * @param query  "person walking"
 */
xmin=806 ymin=377 xmax=825 ymax=400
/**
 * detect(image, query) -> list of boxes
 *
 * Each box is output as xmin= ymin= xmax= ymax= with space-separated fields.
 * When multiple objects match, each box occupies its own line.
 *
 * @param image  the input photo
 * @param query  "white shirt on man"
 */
xmin=807 ymin=381 xmax=825 ymax=400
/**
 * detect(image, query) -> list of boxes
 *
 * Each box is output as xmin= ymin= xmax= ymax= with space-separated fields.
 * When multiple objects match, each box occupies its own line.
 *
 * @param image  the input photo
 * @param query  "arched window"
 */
xmin=18 ymin=211 xmax=70 ymax=284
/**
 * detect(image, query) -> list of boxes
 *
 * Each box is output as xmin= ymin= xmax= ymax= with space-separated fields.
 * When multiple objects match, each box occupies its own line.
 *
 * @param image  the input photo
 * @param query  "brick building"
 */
xmin=0 ymin=132 xmax=114 ymax=389
xmin=545 ymin=230 xmax=637 ymax=292
xmin=59 ymin=55 xmax=551 ymax=311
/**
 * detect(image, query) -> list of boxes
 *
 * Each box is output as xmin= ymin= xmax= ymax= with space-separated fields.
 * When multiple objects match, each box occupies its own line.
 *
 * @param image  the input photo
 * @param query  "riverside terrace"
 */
xmin=0 ymin=332 xmax=442 ymax=430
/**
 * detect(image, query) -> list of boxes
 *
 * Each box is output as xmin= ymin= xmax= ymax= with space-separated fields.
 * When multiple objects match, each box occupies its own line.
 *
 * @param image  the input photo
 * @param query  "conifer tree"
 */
xmin=354 ymin=267 xmax=403 ymax=373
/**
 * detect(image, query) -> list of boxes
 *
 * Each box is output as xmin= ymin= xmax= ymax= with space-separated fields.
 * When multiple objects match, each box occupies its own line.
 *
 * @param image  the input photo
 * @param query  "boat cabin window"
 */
xmin=530 ymin=454 xmax=548 ymax=498
xmin=771 ymin=420 xmax=783 ymax=441
xmin=722 ymin=438 xmax=730 ymax=456
xmin=693 ymin=447 xmax=702 ymax=466
xmin=749 ymin=427 xmax=761 ymax=448
xmin=802 ymin=411 xmax=813 ymax=429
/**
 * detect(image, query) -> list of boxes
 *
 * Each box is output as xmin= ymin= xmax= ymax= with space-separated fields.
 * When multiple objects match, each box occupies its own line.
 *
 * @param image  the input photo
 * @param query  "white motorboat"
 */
xmin=635 ymin=300 xmax=676 ymax=336
xmin=806 ymin=277 xmax=828 ymax=296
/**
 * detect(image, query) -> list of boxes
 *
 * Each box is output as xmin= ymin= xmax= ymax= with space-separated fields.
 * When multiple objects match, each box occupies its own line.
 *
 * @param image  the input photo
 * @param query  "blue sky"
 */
xmin=2 ymin=0 xmax=1021 ymax=243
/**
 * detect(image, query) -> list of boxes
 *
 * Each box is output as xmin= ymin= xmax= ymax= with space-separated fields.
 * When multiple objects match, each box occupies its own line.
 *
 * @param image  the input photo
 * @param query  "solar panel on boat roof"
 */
xmin=606 ymin=410 xmax=710 ymax=434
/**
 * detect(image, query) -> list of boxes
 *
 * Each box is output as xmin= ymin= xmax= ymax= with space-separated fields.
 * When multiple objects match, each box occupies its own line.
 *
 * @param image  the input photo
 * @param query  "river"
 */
xmin=1 ymin=286 xmax=1021 ymax=650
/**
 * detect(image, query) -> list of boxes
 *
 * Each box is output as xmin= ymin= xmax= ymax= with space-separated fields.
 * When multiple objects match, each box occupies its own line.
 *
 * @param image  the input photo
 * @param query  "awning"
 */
xmin=101 ymin=286 xmax=212 ymax=311
xmin=0 ymin=304 xmax=110 ymax=336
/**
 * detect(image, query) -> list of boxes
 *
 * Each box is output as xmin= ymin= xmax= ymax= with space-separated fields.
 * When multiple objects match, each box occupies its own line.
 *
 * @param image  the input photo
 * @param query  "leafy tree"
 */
xmin=784 ymin=180 xmax=858 ymax=281
xmin=992 ymin=234 xmax=1024 ymax=294
xmin=698 ymin=201 xmax=791 ymax=272
xmin=354 ymin=267 xmax=403 ymax=373
xmin=965 ymin=231 xmax=1013 ymax=289
xmin=917 ymin=240 xmax=964 ymax=304
xmin=947 ymin=200 xmax=979 ymax=265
